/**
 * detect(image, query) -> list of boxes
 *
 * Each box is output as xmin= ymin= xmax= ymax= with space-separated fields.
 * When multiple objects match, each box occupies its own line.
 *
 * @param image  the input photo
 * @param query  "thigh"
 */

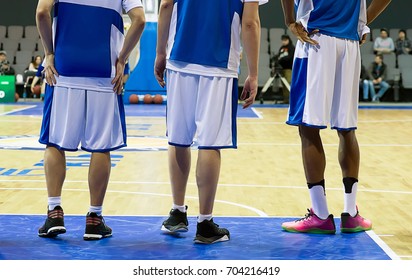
xmin=166 ymin=69 xmax=199 ymax=147
xmin=330 ymin=39 xmax=360 ymax=130
xmin=82 ymin=90 xmax=126 ymax=152
xmin=288 ymin=34 xmax=337 ymax=128
xmin=39 ymin=85 xmax=86 ymax=151
xmin=195 ymin=76 xmax=238 ymax=149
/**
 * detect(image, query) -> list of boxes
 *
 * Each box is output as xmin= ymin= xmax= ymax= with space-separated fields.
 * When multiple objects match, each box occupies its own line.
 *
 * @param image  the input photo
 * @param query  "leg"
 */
xmin=196 ymin=149 xmax=221 ymax=215
xmin=83 ymin=152 xmax=113 ymax=241
xmin=168 ymin=145 xmax=191 ymax=206
xmin=38 ymin=146 xmax=67 ymax=237
xmin=194 ymin=148 xmax=229 ymax=243
xmin=376 ymin=81 xmax=390 ymax=99
xmin=282 ymin=126 xmax=335 ymax=233
xmin=160 ymin=145 xmax=191 ymax=233
xmin=337 ymin=129 xmax=360 ymax=215
xmin=88 ymin=152 xmax=111 ymax=207
xmin=337 ymin=130 xmax=359 ymax=179
xmin=337 ymin=130 xmax=372 ymax=232
xmin=299 ymin=126 xmax=325 ymax=183
xmin=44 ymin=146 xmax=66 ymax=197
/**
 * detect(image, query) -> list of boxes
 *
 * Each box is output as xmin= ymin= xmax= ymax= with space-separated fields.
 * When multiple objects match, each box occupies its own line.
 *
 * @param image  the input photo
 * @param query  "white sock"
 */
xmin=48 ymin=196 xmax=61 ymax=211
xmin=172 ymin=204 xmax=186 ymax=213
xmin=198 ymin=214 xmax=212 ymax=223
xmin=89 ymin=205 xmax=102 ymax=215
xmin=344 ymin=182 xmax=358 ymax=217
xmin=309 ymin=185 xmax=329 ymax=219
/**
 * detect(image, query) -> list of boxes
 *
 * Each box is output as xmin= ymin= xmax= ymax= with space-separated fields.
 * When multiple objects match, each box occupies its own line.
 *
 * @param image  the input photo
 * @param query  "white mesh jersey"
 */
xmin=50 ymin=0 xmax=143 ymax=91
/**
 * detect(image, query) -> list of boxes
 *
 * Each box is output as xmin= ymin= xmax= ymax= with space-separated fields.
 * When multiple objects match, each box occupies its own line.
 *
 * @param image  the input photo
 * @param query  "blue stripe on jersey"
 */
xmin=170 ymin=0 xmax=243 ymax=68
xmin=307 ymin=0 xmax=361 ymax=41
xmin=54 ymin=2 xmax=123 ymax=77
xmin=286 ymin=57 xmax=308 ymax=126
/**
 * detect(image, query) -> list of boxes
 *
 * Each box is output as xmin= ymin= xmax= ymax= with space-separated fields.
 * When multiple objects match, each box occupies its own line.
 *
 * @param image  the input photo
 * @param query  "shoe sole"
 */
xmin=38 ymin=226 xmax=66 ymax=238
xmin=341 ymin=226 xmax=372 ymax=233
xmin=161 ymin=224 xmax=188 ymax=233
xmin=282 ymin=226 xmax=336 ymax=234
xmin=194 ymin=234 xmax=230 ymax=244
xmin=83 ymin=233 xmax=112 ymax=241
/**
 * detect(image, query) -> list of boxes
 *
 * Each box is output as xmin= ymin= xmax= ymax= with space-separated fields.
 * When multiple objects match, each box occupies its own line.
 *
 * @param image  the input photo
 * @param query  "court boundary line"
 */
xmin=366 ymin=231 xmax=400 ymax=260
xmin=0 ymin=105 xmax=37 ymax=116
xmin=1 ymin=180 xmax=412 ymax=195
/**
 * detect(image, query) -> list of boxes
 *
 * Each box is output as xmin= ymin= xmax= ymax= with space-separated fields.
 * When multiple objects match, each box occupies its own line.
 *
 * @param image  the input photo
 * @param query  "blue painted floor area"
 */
xmin=5 ymin=103 xmax=259 ymax=118
xmin=0 ymin=216 xmax=391 ymax=260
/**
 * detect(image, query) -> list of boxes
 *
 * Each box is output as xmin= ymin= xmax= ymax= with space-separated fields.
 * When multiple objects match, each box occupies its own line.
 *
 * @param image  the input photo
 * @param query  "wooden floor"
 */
xmin=0 ymin=102 xmax=412 ymax=259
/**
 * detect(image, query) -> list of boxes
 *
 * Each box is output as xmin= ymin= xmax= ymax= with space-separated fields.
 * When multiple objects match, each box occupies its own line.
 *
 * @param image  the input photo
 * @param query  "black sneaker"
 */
xmin=161 ymin=207 xmax=188 ymax=233
xmin=194 ymin=219 xmax=230 ymax=244
xmin=38 ymin=206 xmax=66 ymax=238
xmin=83 ymin=212 xmax=112 ymax=241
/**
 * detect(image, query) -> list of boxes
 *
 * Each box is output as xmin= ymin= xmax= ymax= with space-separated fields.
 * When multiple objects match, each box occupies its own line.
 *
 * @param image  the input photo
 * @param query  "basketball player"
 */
xmin=154 ymin=0 xmax=267 ymax=244
xmin=36 ymin=0 xmax=145 ymax=240
xmin=280 ymin=0 xmax=392 ymax=234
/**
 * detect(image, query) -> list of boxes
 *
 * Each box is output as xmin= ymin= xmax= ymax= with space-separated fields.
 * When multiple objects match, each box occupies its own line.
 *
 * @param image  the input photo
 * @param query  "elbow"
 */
xmin=137 ymin=14 xmax=146 ymax=29
xmin=160 ymin=0 xmax=173 ymax=11
xmin=243 ymin=18 xmax=260 ymax=32
xmin=36 ymin=7 xmax=50 ymax=22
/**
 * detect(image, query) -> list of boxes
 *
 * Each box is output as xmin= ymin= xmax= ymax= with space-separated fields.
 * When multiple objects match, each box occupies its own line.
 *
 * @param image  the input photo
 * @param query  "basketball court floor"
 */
xmin=0 ymin=101 xmax=411 ymax=261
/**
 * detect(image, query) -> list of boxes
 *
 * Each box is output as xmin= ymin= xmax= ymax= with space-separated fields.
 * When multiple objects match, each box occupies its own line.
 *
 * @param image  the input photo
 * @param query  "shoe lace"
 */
xmin=295 ymin=209 xmax=312 ymax=222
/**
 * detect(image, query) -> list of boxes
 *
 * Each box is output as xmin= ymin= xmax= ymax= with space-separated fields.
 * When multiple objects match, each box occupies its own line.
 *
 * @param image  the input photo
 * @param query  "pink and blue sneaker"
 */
xmin=282 ymin=208 xmax=336 ymax=234
xmin=340 ymin=206 xmax=372 ymax=233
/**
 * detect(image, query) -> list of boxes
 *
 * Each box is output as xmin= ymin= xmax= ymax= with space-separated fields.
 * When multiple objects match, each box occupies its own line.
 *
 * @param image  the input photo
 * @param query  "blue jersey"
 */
xmin=36 ymin=64 xmax=44 ymax=78
xmin=166 ymin=0 xmax=267 ymax=78
xmin=51 ymin=0 xmax=142 ymax=91
xmin=295 ymin=0 xmax=368 ymax=41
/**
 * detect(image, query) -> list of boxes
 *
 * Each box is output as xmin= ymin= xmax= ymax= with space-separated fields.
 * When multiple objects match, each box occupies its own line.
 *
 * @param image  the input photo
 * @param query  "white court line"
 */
xmin=0 ymin=105 xmax=37 ymax=116
xmin=1 ymin=179 xmax=412 ymax=195
xmin=237 ymin=142 xmax=412 ymax=147
xmin=366 ymin=231 xmax=400 ymax=260
xmin=0 ymin=187 xmax=268 ymax=217
xmin=251 ymin=108 xmax=263 ymax=119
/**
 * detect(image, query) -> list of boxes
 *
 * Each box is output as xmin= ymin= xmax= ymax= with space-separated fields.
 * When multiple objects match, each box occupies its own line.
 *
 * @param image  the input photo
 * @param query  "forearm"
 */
xmin=242 ymin=4 xmax=260 ymax=78
xmin=281 ymin=0 xmax=295 ymax=27
xmin=118 ymin=7 xmax=146 ymax=63
xmin=156 ymin=0 xmax=174 ymax=56
xmin=31 ymin=76 xmax=40 ymax=87
xmin=367 ymin=0 xmax=391 ymax=25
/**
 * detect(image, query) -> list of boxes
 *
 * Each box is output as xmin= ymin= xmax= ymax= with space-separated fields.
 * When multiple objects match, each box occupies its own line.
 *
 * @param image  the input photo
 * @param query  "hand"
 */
xmin=288 ymin=22 xmax=319 ymax=45
xmin=44 ymin=53 xmax=58 ymax=86
xmin=240 ymin=76 xmax=258 ymax=109
xmin=154 ymin=54 xmax=166 ymax=88
xmin=112 ymin=58 xmax=125 ymax=95
xmin=360 ymin=34 xmax=368 ymax=46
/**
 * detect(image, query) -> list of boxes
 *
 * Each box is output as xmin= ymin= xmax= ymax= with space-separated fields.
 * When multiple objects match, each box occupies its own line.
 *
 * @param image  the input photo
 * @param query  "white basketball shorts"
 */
xmin=39 ymin=85 xmax=127 ymax=152
xmin=287 ymin=33 xmax=361 ymax=130
xmin=166 ymin=69 xmax=238 ymax=149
